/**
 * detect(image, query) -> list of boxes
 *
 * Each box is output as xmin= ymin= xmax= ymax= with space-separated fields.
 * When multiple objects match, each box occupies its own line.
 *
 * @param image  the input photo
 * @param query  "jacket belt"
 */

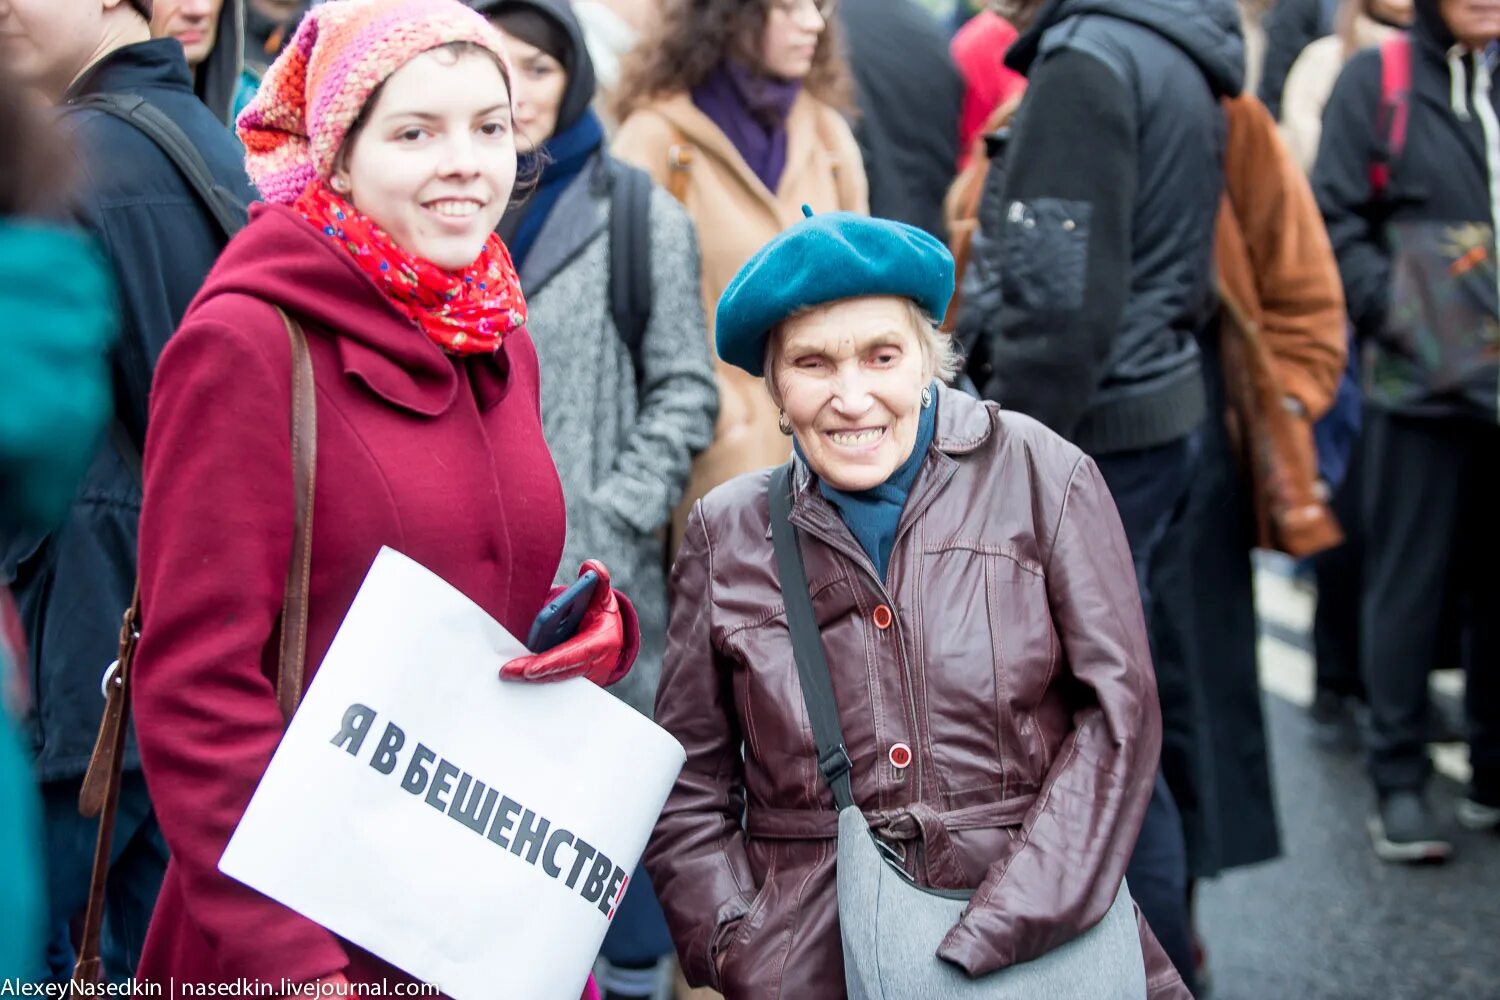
xmin=746 ymin=794 xmax=1036 ymax=841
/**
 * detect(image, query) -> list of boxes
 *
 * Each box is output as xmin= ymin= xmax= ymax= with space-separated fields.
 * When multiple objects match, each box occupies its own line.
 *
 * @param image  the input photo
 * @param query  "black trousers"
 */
xmin=1360 ymin=409 xmax=1500 ymax=794
xmin=1095 ymin=434 xmax=1197 ymax=989
xmin=1313 ymin=443 xmax=1365 ymax=700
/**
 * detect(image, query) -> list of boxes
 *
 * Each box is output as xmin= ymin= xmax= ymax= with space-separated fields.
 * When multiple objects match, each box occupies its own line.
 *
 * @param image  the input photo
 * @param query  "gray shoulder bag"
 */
xmin=767 ymin=464 xmax=1148 ymax=1000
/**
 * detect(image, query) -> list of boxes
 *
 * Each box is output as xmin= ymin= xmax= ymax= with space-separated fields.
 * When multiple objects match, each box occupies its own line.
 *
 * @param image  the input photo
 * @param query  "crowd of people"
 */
xmin=0 ymin=0 xmax=1495 ymax=997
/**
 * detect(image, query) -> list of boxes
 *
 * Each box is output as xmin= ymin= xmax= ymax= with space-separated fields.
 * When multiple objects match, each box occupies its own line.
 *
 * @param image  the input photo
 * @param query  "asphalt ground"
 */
xmin=1194 ymin=562 xmax=1500 ymax=1000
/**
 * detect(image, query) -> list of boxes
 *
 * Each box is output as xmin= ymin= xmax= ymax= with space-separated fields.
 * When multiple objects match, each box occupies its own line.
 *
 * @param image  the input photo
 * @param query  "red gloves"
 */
xmin=500 ymin=560 xmax=639 ymax=687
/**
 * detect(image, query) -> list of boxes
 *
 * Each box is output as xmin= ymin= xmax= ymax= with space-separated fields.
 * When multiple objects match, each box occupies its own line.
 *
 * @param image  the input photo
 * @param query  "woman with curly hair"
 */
xmin=610 ymin=0 xmax=868 ymax=545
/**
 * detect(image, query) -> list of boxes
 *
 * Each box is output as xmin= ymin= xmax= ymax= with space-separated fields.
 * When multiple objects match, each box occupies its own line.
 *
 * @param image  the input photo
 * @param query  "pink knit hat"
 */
xmin=238 ymin=0 xmax=513 ymax=205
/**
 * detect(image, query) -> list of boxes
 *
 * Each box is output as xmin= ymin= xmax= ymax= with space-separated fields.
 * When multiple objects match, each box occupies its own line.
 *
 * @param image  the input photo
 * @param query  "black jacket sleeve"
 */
xmin=1311 ymin=51 xmax=1388 ymax=341
xmin=980 ymin=48 xmax=1136 ymax=440
xmin=1259 ymin=0 xmax=1329 ymax=120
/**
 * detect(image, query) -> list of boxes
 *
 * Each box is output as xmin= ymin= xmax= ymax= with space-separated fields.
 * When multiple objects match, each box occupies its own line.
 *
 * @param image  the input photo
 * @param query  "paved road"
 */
xmin=1195 ymin=565 xmax=1500 ymax=1000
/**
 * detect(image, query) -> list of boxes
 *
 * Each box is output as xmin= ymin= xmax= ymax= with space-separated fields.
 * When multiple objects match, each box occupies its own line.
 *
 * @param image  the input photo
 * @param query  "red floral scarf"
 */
xmin=294 ymin=183 xmax=526 ymax=355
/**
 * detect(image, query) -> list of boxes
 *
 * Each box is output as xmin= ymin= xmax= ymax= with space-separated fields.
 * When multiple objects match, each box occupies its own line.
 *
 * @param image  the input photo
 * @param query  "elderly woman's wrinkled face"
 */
xmin=774 ymin=296 xmax=930 ymax=492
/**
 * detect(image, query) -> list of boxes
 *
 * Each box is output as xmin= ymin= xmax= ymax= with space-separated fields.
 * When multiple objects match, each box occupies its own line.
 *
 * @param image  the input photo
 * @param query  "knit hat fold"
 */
xmin=238 ymin=0 xmax=513 ymax=205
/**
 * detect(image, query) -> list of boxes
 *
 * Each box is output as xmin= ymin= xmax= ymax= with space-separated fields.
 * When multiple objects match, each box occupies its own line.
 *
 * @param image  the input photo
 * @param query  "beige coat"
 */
xmin=1279 ymin=15 xmax=1399 ymax=173
xmin=612 ymin=91 xmax=868 ymax=543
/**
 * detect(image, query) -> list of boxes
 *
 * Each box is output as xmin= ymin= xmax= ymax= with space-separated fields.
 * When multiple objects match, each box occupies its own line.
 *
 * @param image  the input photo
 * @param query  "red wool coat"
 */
xmin=131 ymin=205 xmax=570 ymax=989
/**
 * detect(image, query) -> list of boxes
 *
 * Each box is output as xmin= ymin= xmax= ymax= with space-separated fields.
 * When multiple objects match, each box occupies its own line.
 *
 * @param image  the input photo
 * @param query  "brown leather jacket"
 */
xmin=646 ymin=387 xmax=1188 ymax=999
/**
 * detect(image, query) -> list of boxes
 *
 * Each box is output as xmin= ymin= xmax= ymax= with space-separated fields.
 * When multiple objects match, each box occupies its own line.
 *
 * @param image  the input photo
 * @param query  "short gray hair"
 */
xmin=763 ymin=299 xmax=961 ymax=407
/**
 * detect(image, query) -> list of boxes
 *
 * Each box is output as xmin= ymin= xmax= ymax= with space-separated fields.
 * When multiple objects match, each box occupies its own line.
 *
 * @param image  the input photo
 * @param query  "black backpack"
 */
xmin=605 ymin=159 xmax=655 ymax=393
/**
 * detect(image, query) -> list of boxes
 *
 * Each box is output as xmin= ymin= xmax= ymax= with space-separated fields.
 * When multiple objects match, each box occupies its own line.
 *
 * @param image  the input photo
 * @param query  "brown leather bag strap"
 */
xmin=72 ymin=587 xmax=139 ymax=984
xmin=72 ymin=308 xmax=318 ymax=984
xmin=276 ymin=307 xmax=316 ymax=722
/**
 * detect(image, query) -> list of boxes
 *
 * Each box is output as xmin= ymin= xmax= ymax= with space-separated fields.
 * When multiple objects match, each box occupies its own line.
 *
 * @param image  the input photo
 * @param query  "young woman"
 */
xmin=129 ymin=0 xmax=634 ymax=993
xmin=609 ymin=0 xmax=868 ymax=545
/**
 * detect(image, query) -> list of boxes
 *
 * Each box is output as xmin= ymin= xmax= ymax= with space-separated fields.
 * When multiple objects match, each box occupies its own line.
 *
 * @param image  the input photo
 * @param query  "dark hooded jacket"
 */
xmin=839 ymin=0 xmax=963 ymax=240
xmin=0 ymin=40 xmax=257 ymax=783
xmin=969 ymin=0 xmax=1245 ymax=455
xmin=1311 ymin=0 xmax=1500 ymax=422
xmin=1258 ymin=0 xmax=1340 ymax=120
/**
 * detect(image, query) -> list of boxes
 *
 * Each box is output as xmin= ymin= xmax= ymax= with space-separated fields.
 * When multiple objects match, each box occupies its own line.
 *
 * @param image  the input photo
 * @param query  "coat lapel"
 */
xmin=520 ymin=155 xmax=609 ymax=296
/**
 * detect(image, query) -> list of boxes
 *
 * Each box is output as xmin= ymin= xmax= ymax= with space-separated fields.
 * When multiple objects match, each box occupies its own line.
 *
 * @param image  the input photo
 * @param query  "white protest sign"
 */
xmin=219 ymin=547 xmax=686 ymax=1000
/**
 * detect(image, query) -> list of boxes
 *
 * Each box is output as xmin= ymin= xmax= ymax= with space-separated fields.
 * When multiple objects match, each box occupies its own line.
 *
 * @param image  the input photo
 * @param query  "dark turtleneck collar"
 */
xmin=795 ymin=384 xmax=940 ymax=581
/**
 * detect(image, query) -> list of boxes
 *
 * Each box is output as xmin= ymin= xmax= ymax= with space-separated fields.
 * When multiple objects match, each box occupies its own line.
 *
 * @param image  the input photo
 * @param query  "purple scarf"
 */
xmin=691 ymin=60 xmax=801 ymax=193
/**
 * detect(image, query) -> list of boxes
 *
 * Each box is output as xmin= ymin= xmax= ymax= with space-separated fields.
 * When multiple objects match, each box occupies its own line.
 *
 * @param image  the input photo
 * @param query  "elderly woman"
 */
xmin=645 ymin=211 xmax=1189 ymax=999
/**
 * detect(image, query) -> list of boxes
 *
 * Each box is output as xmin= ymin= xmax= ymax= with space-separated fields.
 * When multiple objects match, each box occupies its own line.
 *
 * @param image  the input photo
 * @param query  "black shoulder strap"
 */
xmin=607 ymin=160 xmax=654 ymax=390
xmin=768 ymin=464 xmax=856 ymax=811
xmin=70 ymin=94 xmax=248 ymax=242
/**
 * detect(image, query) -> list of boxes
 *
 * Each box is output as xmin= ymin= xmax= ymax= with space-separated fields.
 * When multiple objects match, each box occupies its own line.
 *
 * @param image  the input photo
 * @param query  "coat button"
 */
xmin=872 ymin=604 xmax=894 ymax=630
xmin=889 ymin=743 xmax=912 ymax=769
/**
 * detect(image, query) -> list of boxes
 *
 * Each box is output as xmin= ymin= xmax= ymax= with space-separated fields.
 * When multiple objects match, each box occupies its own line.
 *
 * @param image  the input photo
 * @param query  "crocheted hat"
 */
xmin=239 ymin=0 xmax=513 ymax=205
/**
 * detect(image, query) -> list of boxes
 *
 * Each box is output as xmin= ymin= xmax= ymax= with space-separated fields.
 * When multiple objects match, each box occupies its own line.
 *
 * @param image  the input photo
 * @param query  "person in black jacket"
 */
xmin=839 ymin=0 xmax=963 ymax=240
xmin=0 ymin=0 xmax=256 ymax=980
xmin=969 ymin=0 xmax=1245 ymax=988
xmin=1312 ymin=0 xmax=1500 ymax=864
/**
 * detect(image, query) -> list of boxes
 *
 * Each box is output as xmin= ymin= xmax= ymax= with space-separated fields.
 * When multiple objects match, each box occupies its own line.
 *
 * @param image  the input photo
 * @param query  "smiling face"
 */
xmin=772 ymin=296 xmax=932 ymax=492
xmin=150 ymin=0 xmax=222 ymax=66
xmin=1441 ymin=0 xmax=1500 ymax=46
xmin=334 ymin=46 xmax=517 ymax=271
xmin=494 ymin=28 xmax=567 ymax=152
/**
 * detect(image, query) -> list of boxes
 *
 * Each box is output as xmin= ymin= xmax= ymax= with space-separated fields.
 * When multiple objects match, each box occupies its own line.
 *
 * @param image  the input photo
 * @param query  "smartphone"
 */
xmin=525 ymin=570 xmax=601 ymax=653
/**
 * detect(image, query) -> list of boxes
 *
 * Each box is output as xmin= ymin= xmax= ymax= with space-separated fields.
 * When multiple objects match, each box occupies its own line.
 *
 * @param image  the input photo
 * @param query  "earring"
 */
xmin=331 ymin=176 xmax=350 ymax=194
xmin=921 ymin=385 xmax=933 ymax=409
xmin=778 ymin=411 xmax=793 ymax=435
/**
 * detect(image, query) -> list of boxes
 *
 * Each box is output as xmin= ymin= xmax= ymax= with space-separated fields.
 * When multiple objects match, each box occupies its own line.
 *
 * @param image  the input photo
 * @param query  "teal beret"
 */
xmin=714 ymin=209 xmax=956 ymax=377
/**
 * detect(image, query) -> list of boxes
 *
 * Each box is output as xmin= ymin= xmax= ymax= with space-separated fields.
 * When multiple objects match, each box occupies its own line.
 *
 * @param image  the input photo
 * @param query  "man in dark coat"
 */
xmin=0 ymin=0 xmax=256 ymax=979
xmin=839 ymin=0 xmax=963 ymax=240
xmin=970 ymin=0 xmax=1245 ymax=987
xmin=1313 ymin=0 xmax=1500 ymax=863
